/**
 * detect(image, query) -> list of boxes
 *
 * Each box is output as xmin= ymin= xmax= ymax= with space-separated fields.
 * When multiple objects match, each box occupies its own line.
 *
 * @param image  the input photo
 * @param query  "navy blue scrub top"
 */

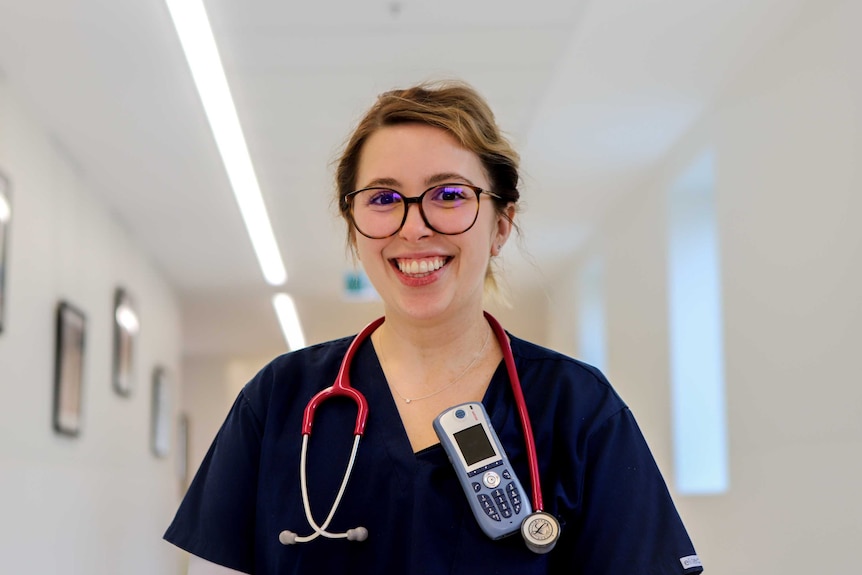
xmin=165 ymin=333 xmax=704 ymax=575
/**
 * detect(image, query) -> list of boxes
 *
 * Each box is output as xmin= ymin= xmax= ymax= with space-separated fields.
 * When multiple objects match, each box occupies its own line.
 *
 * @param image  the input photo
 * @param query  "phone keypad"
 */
xmin=474 ymin=470 xmax=523 ymax=522
xmin=507 ymin=482 xmax=523 ymax=514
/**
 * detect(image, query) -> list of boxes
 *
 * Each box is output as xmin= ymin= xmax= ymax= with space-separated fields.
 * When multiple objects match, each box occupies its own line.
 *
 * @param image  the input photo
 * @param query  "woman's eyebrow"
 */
xmin=362 ymin=177 xmax=401 ymax=188
xmin=424 ymin=173 xmax=476 ymax=186
xmin=361 ymin=173 xmax=476 ymax=189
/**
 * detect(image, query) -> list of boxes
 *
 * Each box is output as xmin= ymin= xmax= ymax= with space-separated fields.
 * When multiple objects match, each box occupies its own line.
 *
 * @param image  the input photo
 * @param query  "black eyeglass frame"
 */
xmin=345 ymin=183 xmax=502 ymax=239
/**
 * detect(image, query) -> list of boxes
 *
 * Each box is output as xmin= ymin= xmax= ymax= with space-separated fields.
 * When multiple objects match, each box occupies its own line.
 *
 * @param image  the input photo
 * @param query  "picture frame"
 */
xmin=151 ymin=366 xmax=171 ymax=458
xmin=112 ymin=287 xmax=139 ymax=396
xmin=53 ymin=301 xmax=87 ymax=436
xmin=0 ymin=171 xmax=11 ymax=334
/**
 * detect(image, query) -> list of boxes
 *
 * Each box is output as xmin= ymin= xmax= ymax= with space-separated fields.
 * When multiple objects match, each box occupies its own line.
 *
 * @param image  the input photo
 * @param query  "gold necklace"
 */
xmin=379 ymin=326 xmax=492 ymax=404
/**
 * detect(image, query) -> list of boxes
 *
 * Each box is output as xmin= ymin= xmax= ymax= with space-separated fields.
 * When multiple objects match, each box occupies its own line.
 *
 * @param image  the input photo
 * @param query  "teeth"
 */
xmin=397 ymin=257 xmax=445 ymax=276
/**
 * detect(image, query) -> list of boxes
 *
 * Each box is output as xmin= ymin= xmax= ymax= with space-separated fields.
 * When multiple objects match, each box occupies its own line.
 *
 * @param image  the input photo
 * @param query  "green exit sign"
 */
xmin=343 ymin=270 xmax=379 ymax=302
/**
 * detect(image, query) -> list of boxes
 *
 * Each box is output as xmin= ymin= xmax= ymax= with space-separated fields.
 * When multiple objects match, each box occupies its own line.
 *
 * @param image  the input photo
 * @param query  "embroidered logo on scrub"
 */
xmin=680 ymin=555 xmax=703 ymax=569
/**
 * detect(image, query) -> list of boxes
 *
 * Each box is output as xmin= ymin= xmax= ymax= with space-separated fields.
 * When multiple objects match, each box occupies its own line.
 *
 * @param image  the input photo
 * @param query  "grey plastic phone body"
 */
xmin=433 ymin=402 xmax=532 ymax=540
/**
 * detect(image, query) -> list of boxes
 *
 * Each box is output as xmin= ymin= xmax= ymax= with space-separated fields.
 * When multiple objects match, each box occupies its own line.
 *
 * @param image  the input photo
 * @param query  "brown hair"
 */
xmin=334 ymin=81 xmax=521 ymax=300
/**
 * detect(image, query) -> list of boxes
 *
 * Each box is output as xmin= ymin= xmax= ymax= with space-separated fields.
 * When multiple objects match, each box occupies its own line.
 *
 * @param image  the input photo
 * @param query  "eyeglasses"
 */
xmin=345 ymin=183 xmax=501 ymax=239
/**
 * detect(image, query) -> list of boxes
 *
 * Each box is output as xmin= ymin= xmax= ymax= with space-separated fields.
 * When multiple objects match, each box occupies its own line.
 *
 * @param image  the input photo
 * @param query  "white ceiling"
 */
xmin=0 ymin=0 xmax=821 ymax=358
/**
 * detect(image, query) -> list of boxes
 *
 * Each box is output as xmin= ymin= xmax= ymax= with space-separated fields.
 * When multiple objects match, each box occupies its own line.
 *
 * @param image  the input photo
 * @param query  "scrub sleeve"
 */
xmin=556 ymin=408 xmax=704 ymax=574
xmin=164 ymin=389 xmax=263 ymax=572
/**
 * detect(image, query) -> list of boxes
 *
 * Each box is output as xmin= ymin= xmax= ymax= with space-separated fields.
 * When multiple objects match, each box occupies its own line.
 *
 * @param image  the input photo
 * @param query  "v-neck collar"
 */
xmin=353 ymin=336 xmax=515 ymax=467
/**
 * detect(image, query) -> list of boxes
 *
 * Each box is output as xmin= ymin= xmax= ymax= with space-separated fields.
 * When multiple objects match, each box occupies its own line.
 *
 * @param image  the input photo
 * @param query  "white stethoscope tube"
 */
xmin=278 ymin=435 xmax=368 ymax=544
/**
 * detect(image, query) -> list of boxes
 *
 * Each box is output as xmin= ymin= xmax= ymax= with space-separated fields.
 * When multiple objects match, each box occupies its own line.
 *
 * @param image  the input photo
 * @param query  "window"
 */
xmin=667 ymin=152 xmax=729 ymax=495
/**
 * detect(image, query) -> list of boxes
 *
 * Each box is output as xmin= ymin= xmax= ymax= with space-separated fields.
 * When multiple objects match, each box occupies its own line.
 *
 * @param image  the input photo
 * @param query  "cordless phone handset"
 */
xmin=433 ymin=402 xmax=531 ymax=540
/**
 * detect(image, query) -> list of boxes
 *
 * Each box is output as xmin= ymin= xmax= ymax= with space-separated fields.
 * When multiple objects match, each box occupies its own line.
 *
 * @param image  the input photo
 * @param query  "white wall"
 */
xmin=0 ymin=80 xmax=184 ymax=574
xmin=548 ymin=2 xmax=862 ymax=573
xmin=180 ymin=355 xmax=271 ymax=476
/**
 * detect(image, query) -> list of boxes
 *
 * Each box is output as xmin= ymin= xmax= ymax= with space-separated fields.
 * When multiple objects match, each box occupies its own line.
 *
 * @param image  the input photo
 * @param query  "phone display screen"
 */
xmin=453 ymin=424 xmax=496 ymax=466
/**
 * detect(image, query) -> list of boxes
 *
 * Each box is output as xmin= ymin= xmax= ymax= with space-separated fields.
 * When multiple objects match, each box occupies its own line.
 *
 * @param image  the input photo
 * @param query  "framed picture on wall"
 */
xmin=53 ymin=302 xmax=87 ymax=436
xmin=151 ymin=366 xmax=171 ymax=458
xmin=0 ymin=171 xmax=11 ymax=334
xmin=112 ymin=287 xmax=139 ymax=396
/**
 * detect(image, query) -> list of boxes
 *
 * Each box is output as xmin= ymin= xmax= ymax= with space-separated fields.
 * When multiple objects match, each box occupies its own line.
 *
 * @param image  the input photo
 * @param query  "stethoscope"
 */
xmin=278 ymin=312 xmax=561 ymax=553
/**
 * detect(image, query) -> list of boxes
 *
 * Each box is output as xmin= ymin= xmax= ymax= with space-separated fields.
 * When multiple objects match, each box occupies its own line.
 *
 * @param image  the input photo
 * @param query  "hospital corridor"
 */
xmin=0 ymin=0 xmax=860 ymax=573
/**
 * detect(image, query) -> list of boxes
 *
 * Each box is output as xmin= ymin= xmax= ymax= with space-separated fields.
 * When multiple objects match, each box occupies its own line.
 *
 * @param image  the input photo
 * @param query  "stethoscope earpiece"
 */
xmin=346 ymin=527 xmax=369 ymax=542
xmin=279 ymin=526 xmax=368 ymax=546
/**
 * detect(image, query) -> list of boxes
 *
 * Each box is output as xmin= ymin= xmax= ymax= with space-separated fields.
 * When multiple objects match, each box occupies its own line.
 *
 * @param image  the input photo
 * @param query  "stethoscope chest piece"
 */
xmin=521 ymin=511 xmax=561 ymax=554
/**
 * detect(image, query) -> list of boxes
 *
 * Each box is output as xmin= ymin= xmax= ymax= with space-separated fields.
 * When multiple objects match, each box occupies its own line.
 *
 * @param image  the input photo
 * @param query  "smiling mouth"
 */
xmin=393 ymin=256 xmax=450 ymax=277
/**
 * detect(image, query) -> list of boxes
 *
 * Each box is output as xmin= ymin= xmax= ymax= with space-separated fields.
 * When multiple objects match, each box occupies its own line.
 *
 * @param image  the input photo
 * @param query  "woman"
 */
xmin=165 ymin=81 xmax=704 ymax=574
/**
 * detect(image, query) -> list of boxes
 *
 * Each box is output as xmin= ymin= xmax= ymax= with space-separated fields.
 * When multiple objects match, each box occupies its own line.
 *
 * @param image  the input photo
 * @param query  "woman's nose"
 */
xmin=398 ymin=201 xmax=432 ymax=241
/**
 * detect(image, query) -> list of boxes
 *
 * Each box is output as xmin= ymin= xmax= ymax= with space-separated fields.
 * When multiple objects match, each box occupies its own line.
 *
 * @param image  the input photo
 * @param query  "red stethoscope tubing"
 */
xmin=299 ymin=312 xmax=544 ymax=513
xmin=483 ymin=311 xmax=544 ymax=513
xmin=301 ymin=316 xmax=384 ymax=436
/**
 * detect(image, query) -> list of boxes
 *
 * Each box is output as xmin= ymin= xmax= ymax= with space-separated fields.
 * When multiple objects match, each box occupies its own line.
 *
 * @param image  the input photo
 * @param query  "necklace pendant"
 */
xmin=405 ymin=398 xmax=412 ymax=404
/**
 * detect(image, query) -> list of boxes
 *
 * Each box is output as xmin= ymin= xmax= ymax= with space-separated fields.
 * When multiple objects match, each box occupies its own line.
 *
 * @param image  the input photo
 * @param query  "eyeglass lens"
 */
xmin=350 ymin=185 xmax=481 ymax=238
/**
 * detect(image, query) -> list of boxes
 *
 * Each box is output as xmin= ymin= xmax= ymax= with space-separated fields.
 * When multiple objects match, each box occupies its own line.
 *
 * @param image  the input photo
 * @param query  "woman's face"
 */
xmin=353 ymin=123 xmax=513 ymax=324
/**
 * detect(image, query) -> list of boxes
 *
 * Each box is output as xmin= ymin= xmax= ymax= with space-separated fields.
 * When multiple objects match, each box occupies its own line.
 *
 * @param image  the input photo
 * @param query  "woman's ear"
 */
xmin=492 ymin=203 xmax=516 ymax=255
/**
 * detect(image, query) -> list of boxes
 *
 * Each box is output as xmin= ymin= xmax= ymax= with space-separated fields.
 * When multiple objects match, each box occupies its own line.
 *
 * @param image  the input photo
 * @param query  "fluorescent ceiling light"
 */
xmin=273 ymin=293 xmax=306 ymax=351
xmin=164 ymin=0 xmax=287 ymax=286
